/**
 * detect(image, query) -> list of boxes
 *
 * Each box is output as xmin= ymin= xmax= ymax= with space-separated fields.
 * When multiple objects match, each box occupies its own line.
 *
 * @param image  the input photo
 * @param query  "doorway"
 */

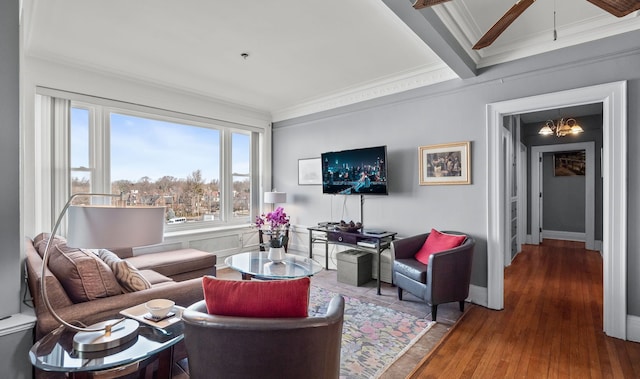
xmin=531 ymin=142 xmax=596 ymax=250
xmin=486 ymin=81 xmax=627 ymax=339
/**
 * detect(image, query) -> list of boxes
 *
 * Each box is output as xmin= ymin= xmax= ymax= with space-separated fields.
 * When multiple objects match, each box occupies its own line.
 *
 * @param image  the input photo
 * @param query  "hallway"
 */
xmin=410 ymin=240 xmax=640 ymax=378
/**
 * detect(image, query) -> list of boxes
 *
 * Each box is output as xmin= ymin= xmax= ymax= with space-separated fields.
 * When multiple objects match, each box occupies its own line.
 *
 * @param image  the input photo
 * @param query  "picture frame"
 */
xmin=298 ymin=157 xmax=322 ymax=185
xmin=553 ymin=150 xmax=586 ymax=176
xmin=419 ymin=141 xmax=471 ymax=185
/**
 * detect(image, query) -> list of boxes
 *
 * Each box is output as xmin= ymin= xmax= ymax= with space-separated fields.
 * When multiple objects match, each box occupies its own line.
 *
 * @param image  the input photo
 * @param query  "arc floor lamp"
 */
xmin=40 ymin=193 xmax=165 ymax=352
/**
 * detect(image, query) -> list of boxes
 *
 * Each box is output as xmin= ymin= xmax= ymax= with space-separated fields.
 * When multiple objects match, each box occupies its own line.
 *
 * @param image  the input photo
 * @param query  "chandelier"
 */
xmin=538 ymin=118 xmax=584 ymax=137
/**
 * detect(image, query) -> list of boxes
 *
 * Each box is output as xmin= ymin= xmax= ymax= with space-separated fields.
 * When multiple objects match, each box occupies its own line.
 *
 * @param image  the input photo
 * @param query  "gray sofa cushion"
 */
xmin=125 ymin=248 xmax=216 ymax=278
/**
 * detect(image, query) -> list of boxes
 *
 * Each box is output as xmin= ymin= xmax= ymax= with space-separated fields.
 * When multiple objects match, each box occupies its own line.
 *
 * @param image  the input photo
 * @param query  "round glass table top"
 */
xmin=30 ymin=321 xmax=183 ymax=373
xmin=225 ymin=252 xmax=323 ymax=279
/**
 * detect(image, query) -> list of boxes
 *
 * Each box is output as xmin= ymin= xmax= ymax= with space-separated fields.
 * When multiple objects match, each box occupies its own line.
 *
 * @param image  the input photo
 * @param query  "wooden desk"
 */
xmin=307 ymin=226 xmax=397 ymax=295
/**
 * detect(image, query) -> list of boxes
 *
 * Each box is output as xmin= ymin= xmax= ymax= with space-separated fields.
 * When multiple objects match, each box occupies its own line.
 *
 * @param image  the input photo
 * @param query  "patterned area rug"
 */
xmin=309 ymin=286 xmax=435 ymax=379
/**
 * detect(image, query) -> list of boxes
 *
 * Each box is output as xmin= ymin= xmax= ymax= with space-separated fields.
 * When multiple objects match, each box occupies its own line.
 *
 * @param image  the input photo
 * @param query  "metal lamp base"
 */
xmin=73 ymin=318 xmax=139 ymax=352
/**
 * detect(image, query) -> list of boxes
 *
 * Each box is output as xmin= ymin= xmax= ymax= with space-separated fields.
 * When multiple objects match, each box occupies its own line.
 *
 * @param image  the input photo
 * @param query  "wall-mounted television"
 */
xmin=321 ymin=145 xmax=388 ymax=195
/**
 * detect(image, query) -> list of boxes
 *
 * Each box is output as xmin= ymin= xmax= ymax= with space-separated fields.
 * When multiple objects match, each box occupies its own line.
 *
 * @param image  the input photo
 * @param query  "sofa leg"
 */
xmin=397 ymin=287 xmax=403 ymax=300
xmin=459 ymin=301 xmax=465 ymax=312
xmin=431 ymin=305 xmax=437 ymax=321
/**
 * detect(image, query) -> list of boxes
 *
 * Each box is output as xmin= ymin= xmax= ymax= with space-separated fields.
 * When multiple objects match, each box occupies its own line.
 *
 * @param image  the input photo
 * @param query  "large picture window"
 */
xmin=61 ymin=98 xmax=262 ymax=231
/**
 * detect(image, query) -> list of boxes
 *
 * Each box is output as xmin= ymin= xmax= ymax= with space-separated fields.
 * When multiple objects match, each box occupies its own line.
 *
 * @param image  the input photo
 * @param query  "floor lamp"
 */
xmin=40 ymin=193 xmax=165 ymax=352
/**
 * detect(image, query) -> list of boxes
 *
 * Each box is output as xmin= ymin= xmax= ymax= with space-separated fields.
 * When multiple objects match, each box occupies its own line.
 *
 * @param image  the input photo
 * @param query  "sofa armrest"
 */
xmin=391 ymin=233 xmax=429 ymax=260
xmin=36 ymin=277 xmax=204 ymax=338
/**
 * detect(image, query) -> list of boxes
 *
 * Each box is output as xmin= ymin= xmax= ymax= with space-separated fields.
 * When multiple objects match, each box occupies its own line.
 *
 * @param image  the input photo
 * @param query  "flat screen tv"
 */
xmin=321 ymin=145 xmax=388 ymax=195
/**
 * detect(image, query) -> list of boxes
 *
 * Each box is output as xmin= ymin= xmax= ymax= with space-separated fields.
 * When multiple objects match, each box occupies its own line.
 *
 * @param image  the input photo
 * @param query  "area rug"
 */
xmin=309 ymin=286 xmax=435 ymax=379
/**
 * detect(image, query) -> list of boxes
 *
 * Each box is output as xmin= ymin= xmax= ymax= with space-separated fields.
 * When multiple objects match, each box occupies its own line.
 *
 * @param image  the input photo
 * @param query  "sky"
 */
xmin=71 ymin=108 xmax=250 ymax=183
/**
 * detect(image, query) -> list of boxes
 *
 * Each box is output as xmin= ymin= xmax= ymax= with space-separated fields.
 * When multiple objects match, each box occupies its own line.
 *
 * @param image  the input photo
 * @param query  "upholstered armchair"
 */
xmin=392 ymin=231 xmax=475 ymax=321
xmin=182 ymin=295 xmax=345 ymax=379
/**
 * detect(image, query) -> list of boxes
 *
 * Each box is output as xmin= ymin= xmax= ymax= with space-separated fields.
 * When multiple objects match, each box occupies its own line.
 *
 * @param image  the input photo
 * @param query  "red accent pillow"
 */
xmin=202 ymin=276 xmax=310 ymax=318
xmin=414 ymin=229 xmax=467 ymax=265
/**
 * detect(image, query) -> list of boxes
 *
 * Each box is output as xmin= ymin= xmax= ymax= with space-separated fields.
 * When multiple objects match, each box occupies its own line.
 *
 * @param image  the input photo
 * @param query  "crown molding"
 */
xmin=271 ymin=65 xmax=457 ymax=122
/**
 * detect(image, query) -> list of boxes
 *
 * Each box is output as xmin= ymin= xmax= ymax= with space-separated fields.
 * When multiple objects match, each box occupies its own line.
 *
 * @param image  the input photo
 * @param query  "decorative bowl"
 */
xmin=145 ymin=299 xmax=175 ymax=318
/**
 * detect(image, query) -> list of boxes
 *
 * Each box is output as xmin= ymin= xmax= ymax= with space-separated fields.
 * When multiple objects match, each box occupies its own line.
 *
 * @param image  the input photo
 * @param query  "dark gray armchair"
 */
xmin=181 ymin=295 xmax=345 ymax=379
xmin=392 ymin=231 xmax=475 ymax=321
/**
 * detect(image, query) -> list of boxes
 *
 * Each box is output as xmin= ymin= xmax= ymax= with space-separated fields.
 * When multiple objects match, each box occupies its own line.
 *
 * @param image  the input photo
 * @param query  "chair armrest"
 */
xmin=427 ymin=238 xmax=475 ymax=304
xmin=392 ymin=233 xmax=429 ymax=260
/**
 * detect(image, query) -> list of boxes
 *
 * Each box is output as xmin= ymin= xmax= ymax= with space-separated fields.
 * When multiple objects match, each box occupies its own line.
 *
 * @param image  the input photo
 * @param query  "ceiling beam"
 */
xmin=382 ymin=0 xmax=476 ymax=79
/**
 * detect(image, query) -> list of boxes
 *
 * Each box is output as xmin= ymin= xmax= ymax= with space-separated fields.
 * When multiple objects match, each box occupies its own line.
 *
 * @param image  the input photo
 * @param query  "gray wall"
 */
xmin=273 ymin=31 xmax=640 ymax=315
xmin=542 ymin=152 xmax=585 ymax=233
xmin=522 ymin=114 xmax=603 ymax=239
xmin=0 ymin=0 xmax=21 ymax=318
xmin=1 ymin=2 xmax=34 ymax=379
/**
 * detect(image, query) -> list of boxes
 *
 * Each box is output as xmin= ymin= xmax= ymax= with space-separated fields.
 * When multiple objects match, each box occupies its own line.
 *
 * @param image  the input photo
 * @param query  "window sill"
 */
xmin=163 ymin=223 xmax=254 ymax=239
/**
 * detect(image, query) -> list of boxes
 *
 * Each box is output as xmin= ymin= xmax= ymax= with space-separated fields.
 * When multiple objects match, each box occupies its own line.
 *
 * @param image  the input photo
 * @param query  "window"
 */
xmin=66 ymin=100 xmax=261 ymax=230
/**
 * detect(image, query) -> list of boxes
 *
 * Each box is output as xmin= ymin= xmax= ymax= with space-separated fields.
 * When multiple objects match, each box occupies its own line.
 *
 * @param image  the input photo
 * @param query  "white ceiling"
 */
xmin=22 ymin=0 xmax=640 ymax=122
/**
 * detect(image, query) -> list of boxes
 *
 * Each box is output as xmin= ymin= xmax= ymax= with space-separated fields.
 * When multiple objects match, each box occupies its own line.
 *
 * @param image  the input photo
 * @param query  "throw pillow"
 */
xmin=33 ymin=233 xmax=67 ymax=258
xmin=414 ymin=229 xmax=467 ymax=265
xmin=47 ymin=242 xmax=122 ymax=303
xmin=98 ymin=249 xmax=152 ymax=292
xmin=202 ymin=276 xmax=310 ymax=318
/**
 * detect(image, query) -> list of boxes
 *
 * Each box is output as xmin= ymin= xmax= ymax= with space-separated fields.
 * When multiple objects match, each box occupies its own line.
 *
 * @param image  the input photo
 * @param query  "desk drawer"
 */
xmin=327 ymin=232 xmax=359 ymax=245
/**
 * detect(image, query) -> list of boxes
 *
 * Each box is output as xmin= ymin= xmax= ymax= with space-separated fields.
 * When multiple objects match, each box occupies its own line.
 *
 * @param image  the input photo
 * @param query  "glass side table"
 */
xmin=30 ymin=317 xmax=184 ymax=379
xmin=225 ymin=251 xmax=323 ymax=280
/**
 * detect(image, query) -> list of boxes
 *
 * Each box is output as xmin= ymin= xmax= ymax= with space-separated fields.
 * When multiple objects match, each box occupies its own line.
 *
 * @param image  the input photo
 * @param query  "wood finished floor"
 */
xmin=409 ymin=240 xmax=640 ymax=379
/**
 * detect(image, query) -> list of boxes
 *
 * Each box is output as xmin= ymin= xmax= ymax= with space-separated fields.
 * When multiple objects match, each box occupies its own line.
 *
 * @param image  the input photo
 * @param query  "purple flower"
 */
xmin=255 ymin=207 xmax=289 ymax=231
xmin=255 ymin=207 xmax=290 ymax=248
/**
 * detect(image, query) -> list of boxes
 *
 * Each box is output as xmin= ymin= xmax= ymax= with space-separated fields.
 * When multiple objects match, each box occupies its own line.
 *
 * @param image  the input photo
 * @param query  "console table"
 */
xmin=307 ymin=226 xmax=397 ymax=295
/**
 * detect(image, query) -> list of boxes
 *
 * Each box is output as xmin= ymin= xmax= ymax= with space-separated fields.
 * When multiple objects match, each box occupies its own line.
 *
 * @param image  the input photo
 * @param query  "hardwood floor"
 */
xmin=409 ymin=240 xmax=640 ymax=378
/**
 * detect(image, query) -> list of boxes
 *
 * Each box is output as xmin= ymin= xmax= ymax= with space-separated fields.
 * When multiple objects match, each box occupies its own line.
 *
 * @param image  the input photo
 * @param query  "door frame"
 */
xmin=486 ymin=81 xmax=627 ymax=339
xmin=531 ymin=142 xmax=595 ymax=250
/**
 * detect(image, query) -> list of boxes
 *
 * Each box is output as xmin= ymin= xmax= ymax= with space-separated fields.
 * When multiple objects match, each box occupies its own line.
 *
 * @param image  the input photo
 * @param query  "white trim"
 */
xmin=627 ymin=315 xmax=640 ymax=343
xmin=531 ymin=142 xmax=595 ymax=250
xmin=541 ymin=230 xmax=586 ymax=242
xmin=467 ymin=284 xmax=488 ymax=308
xmin=517 ymin=143 xmax=528 ymax=253
xmin=486 ymin=81 xmax=627 ymax=339
xmin=271 ymin=65 xmax=457 ymax=122
xmin=0 ymin=313 xmax=37 ymax=337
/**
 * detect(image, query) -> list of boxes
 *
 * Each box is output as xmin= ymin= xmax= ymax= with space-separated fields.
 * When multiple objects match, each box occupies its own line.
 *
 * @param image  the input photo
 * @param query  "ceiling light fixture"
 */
xmin=538 ymin=118 xmax=584 ymax=137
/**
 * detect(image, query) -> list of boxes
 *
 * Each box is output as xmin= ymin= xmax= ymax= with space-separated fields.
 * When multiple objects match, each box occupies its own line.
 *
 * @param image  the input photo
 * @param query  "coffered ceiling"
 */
xmin=22 ymin=0 xmax=640 ymax=121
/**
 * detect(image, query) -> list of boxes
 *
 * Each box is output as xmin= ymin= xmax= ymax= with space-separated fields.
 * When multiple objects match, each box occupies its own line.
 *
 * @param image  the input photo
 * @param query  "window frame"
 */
xmin=59 ymin=96 xmax=265 ymax=233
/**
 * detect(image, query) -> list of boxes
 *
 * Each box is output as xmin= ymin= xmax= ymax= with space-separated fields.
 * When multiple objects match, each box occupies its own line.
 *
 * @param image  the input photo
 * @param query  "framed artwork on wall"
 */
xmin=419 ymin=141 xmax=471 ymax=185
xmin=553 ymin=150 xmax=586 ymax=176
xmin=298 ymin=157 xmax=322 ymax=185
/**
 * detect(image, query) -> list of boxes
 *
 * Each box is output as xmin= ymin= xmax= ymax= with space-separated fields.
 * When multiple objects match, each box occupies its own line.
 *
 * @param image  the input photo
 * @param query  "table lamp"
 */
xmin=40 ymin=193 xmax=165 ymax=352
xmin=263 ymin=191 xmax=286 ymax=212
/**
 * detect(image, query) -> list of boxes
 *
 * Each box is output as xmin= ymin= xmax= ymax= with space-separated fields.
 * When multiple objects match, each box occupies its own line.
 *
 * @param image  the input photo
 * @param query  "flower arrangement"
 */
xmin=255 ymin=207 xmax=290 ymax=248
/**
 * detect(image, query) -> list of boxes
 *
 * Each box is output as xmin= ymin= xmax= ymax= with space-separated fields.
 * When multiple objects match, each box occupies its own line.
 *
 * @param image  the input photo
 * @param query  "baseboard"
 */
xmin=467 ymin=285 xmax=488 ymax=308
xmin=626 ymin=315 xmax=640 ymax=342
xmin=541 ymin=230 xmax=585 ymax=242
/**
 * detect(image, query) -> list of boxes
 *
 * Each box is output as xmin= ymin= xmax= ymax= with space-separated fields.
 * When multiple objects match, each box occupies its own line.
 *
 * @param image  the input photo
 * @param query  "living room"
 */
xmin=2 ymin=1 xmax=640 ymax=378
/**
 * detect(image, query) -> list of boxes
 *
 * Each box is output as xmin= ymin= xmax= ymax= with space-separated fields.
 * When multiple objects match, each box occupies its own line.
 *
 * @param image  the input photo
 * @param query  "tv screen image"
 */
xmin=321 ymin=145 xmax=388 ymax=195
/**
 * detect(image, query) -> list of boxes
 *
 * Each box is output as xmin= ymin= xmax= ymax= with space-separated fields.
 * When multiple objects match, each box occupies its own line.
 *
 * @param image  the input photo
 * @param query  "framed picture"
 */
xmin=554 ymin=150 xmax=586 ymax=176
xmin=419 ymin=141 xmax=471 ymax=185
xmin=298 ymin=157 xmax=322 ymax=185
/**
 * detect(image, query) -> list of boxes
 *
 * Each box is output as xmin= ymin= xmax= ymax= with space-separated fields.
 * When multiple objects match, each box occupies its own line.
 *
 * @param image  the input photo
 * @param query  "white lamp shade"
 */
xmin=67 ymin=205 xmax=165 ymax=249
xmin=264 ymin=192 xmax=286 ymax=204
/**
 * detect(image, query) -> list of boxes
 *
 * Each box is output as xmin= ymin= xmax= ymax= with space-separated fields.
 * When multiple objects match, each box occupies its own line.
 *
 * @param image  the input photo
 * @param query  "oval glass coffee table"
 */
xmin=225 ymin=252 xmax=323 ymax=280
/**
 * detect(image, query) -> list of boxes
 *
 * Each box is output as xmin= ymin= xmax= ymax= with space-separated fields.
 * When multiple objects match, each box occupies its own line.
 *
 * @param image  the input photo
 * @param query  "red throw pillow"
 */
xmin=414 ymin=229 xmax=467 ymax=265
xmin=202 ymin=276 xmax=310 ymax=318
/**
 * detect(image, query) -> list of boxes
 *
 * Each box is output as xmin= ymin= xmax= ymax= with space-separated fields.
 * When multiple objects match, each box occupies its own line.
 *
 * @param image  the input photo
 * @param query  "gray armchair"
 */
xmin=392 ymin=231 xmax=475 ymax=321
xmin=181 ymin=295 xmax=345 ymax=379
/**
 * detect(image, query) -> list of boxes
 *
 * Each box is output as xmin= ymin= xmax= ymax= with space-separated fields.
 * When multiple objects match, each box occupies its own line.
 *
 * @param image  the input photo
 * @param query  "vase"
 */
xmin=268 ymin=247 xmax=286 ymax=263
